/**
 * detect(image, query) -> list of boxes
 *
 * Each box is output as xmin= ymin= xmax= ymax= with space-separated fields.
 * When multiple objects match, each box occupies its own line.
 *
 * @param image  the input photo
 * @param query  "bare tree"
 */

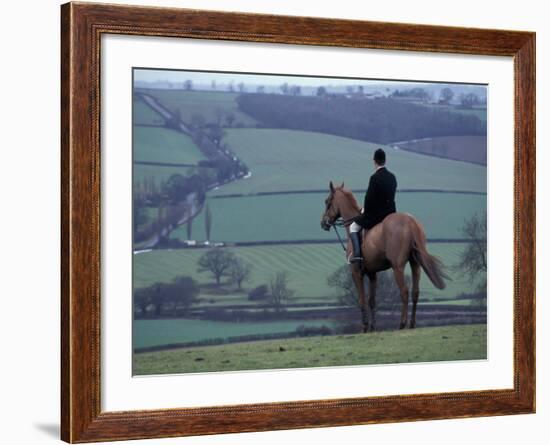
xmin=208 ymin=124 xmax=225 ymax=148
xmin=316 ymin=86 xmax=327 ymax=97
xmin=290 ymin=85 xmax=302 ymax=96
xmin=439 ymin=87 xmax=454 ymax=104
xmin=269 ymin=272 xmax=295 ymax=311
xmin=197 ymin=248 xmax=235 ymax=285
xmin=455 ymin=211 xmax=487 ymax=293
xmin=459 ymin=92 xmax=480 ymax=108
xmin=327 ymin=267 xmax=407 ymax=315
xmin=204 ymin=203 xmax=212 ymax=241
xmin=225 ymin=112 xmax=235 ymax=127
xmin=186 ymin=219 xmax=192 ymax=240
xmin=229 ymin=258 xmax=252 ymax=290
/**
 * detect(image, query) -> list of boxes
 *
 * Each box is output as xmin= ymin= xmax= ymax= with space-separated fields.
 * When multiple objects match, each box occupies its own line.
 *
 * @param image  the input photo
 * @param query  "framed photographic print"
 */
xmin=61 ymin=2 xmax=535 ymax=442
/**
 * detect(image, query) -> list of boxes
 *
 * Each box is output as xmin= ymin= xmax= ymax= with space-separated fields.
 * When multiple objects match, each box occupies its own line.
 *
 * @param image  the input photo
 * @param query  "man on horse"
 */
xmin=349 ymin=148 xmax=397 ymax=264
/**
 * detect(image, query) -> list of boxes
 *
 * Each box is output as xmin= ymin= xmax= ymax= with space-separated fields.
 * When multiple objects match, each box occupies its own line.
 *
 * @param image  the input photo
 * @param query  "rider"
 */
xmin=349 ymin=148 xmax=397 ymax=264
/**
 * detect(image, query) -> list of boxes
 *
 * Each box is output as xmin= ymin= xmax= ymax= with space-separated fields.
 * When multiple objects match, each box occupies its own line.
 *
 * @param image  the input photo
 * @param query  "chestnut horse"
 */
xmin=320 ymin=182 xmax=448 ymax=332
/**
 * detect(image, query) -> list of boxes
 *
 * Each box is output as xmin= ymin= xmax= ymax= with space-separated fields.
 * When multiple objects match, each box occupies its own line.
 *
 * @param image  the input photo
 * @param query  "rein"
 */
xmin=331 ymin=217 xmax=354 ymax=252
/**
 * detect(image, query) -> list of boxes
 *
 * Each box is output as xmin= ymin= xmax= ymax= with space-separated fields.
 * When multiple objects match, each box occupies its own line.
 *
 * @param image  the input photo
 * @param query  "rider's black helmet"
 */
xmin=373 ymin=148 xmax=386 ymax=165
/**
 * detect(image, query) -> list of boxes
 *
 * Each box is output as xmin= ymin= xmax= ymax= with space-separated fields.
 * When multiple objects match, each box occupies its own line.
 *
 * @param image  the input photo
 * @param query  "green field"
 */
xmin=134 ymin=318 xmax=334 ymax=349
xmin=420 ymin=103 xmax=487 ymax=122
xmin=137 ymin=89 xmax=258 ymax=127
xmin=133 ymin=324 xmax=487 ymax=375
xmin=395 ymin=135 xmax=487 ymax=165
xmin=134 ymin=126 xmax=204 ymax=165
xmin=133 ymin=96 xmax=165 ymax=126
xmin=133 ymin=242 xmax=476 ymax=300
xmin=208 ymin=129 xmax=486 ymax=195
xmin=171 ymin=192 xmax=485 ymax=243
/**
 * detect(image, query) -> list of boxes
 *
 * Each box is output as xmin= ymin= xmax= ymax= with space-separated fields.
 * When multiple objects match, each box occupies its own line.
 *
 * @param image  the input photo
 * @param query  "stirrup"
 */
xmin=347 ymin=254 xmax=364 ymax=265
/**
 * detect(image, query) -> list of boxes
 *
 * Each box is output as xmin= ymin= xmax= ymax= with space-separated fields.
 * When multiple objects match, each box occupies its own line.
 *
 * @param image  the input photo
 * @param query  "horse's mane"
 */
xmin=336 ymin=187 xmax=361 ymax=213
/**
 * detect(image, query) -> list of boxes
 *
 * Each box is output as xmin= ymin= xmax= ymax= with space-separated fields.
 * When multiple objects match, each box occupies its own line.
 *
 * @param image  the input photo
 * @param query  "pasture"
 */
xmin=134 ymin=126 xmax=204 ymax=165
xmin=394 ymin=135 xmax=487 ymax=165
xmin=133 ymin=324 xmax=487 ymax=375
xmin=134 ymin=318 xmax=333 ymax=349
xmin=136 ymin=89 xmax=258 ymax=127
xmin=420 ymin=103 xmax=487 ymax=122
xmin=133 ymin=242 xmax=478 ymax=300
xmin=170 ymin=191 xmax=486 ymax=243
xmin=134 ymin=96 xmax=165 ymax=126
xmin=209 ymin=129 xmax=487 ymax=195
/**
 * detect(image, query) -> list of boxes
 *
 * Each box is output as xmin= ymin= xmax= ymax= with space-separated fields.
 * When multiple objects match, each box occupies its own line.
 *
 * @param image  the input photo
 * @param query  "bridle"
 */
xmin=323 ymin=190 xmax=356 ymax=252
xmin=328 ymin=217 xmax=355 ymax=252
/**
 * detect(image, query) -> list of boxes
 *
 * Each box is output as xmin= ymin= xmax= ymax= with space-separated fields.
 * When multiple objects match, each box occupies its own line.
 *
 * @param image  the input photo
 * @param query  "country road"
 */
xmin=137 ymin=192 xmax=201 ymax=250
xmin=134 ymin=92 xmax=249 ymax=250
xmin=137 ymin=92 xmax=193 ymax=135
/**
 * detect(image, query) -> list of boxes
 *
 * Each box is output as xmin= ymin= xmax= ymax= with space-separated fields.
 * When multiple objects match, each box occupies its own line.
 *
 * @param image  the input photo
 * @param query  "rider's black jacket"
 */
xmin=353 ymin=166 xmax=397 ymax=230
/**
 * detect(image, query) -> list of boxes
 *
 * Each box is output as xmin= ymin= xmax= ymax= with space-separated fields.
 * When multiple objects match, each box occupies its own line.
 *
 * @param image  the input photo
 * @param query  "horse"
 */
xmin=320 ymin=181 xmax=448 ymax=332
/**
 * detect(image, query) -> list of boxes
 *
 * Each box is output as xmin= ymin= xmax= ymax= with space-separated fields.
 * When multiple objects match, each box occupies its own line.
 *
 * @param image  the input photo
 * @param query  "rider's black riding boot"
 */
xmin=349 ymin=232 xmax=363 ymax=264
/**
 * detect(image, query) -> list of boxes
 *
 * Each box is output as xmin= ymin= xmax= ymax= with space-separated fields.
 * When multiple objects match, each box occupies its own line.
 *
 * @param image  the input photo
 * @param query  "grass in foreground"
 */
xmin=133 ymin=324 xmax=486 ymax=375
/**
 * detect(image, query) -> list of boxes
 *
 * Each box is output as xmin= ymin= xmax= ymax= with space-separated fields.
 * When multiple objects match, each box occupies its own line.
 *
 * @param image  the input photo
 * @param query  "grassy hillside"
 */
xmin=136 ymin=89 xmax=258 ymax=127
xmin=133 ymin=242 xmax=476 ymax=300
xmin=171 ymin=192 xmax=485 ymax=243
xmin=134 ymin=126 xmax=204 ymax=165
xmin=133 ymin=96 xmax=165 ymax=126
xmin=210 ymin=129 xmax=486 ymax=195
xmin=133 ymin=324 xmax=487 ymax=375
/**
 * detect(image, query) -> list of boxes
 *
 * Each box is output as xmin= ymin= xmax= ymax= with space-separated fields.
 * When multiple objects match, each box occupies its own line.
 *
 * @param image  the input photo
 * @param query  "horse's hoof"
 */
xmin=409 ymin=323 xmax=416 ymax=329
xmin=399 ymin=323 xmax=406 ymax=330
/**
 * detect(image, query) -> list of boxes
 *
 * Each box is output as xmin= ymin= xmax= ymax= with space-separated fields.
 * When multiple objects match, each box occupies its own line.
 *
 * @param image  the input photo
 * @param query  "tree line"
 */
xmin=236 ymin=93 xmax=486 ymax=144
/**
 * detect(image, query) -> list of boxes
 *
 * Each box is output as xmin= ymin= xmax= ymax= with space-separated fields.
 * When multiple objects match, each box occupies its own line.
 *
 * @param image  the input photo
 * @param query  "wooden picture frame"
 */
xmin=61 ymin=2 xmax=535 ymax=442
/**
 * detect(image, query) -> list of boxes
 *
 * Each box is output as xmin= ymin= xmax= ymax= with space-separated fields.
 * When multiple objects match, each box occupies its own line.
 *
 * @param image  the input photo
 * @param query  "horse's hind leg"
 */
xmin=392 ymin=266 xmax=409 ymax=330
xmin=351 ymin=266 xmax=368 ymax=333
xmin=367 ymin=273 xmax=377 ymax=331
xmin=409 ymin=260 xmax=421 ymax=329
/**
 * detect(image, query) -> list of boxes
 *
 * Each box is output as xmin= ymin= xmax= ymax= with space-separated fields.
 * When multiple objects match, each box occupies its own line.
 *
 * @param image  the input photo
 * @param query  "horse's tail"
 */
xmin=410 ymin=223 xmax=449 ymax=290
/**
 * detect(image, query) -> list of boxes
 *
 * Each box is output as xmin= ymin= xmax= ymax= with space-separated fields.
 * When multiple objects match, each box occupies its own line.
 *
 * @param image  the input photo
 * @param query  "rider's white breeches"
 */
xmin=350 ymin=222 xmax=361 ymax=233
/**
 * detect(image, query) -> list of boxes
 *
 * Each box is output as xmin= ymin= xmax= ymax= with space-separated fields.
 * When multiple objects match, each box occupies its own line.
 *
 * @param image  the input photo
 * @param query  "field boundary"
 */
xmin=211 ymin=188 xmax=487 ymax=199
xmin=135 ymin=160 xmax=197 ymax=167
xmin=142 ymin=238 xmax=480 ymax=252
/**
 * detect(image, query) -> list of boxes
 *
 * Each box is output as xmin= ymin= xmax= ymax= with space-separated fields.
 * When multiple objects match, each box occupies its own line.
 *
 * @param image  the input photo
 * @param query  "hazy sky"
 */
xmin=134 ymin=68 xmax=425 ymax=88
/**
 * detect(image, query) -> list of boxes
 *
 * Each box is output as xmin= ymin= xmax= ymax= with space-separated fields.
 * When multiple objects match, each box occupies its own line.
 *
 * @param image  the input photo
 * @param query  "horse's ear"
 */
xmin=329 ymin=181 xmax=335 ymax=192
xmin=340 ymin=182 xmax=345 ymax=189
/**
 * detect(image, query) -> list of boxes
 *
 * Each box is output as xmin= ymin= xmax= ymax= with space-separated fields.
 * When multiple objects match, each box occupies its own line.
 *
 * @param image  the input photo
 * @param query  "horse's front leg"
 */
xmin=351 ymin=265 xmax=368 ymax=333
xmin=367 ymin=273 xmax=377 ymax=331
